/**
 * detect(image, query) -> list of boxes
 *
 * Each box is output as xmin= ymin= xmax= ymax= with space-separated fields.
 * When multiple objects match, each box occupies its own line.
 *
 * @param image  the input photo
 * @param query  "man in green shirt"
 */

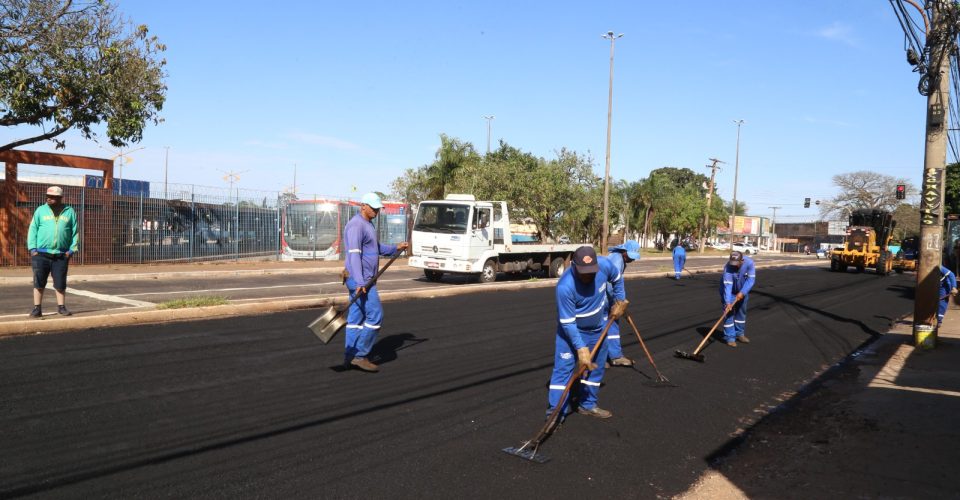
xmin=27 ymin=186 xmax=80 ymax=317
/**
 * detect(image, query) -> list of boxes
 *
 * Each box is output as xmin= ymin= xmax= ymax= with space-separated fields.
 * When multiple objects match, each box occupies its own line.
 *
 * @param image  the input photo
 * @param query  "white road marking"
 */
xmin=119 ymin=278 xmax=412 ymax=297
xmin=70 ymin=288 xmax=155 ymax=307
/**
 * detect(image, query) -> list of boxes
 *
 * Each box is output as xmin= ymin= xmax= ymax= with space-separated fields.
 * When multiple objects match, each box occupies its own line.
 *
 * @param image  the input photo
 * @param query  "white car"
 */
xmin=730 ymin=242 xmax=760 ymax=255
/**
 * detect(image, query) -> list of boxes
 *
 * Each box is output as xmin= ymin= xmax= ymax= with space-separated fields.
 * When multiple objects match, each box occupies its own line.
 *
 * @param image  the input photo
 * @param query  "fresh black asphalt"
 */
xmin=0 ymin=266 xmax=913 ymax=498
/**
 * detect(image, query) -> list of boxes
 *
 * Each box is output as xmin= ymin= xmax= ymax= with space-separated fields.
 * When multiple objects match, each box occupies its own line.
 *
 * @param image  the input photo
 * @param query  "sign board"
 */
xmin=827 ymin=220 xmax=847 ymax=236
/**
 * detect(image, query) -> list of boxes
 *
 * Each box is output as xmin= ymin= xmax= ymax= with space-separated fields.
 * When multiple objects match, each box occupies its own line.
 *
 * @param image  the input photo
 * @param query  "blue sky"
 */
xmin=4 ymin=1 xmax=930 ymax=222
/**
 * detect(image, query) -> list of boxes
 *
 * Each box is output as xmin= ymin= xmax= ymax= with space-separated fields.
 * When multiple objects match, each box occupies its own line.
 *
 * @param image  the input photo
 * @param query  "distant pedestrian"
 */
xmin=605 ymin=240 xmax=641 ymax=367
xmin=938 ymin=265 xmax=958 ymax=329
xmin=547 ymin=246 xmax=627 ymax=419
xmin=342 ymin=192 xmax=410 ymax=372
xmin=719 ymin=251 xmax=756 ymax=347
xmin=672 ymin=241 xmax=687 ymax=280
xmin=27 ymin=186 xmax=79 ymax=318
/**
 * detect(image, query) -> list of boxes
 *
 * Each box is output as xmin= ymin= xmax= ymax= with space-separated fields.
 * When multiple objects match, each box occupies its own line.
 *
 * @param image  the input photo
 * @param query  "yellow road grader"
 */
xmin=829 ymin=209 xmax=896 ymax=275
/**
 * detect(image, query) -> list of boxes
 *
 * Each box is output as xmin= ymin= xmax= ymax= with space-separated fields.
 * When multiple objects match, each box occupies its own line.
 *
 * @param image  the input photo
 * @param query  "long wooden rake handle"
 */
xmin=624 ymin=313 xmax=666 ymax=379
xmin=690 ymin=298 xmax=739 ymax=356
xmin=342 ymin=250 xmax=405 ymax=308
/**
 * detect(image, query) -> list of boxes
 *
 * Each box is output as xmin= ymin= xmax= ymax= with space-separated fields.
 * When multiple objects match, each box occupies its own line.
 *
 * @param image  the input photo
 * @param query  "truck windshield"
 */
xmin=414 ymin=203 xmax=470 ymax=234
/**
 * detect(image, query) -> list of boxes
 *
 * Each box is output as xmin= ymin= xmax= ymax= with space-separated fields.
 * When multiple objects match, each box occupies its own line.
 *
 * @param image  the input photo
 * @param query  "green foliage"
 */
xmin=0 ymin=0 xmax=167 ymax=152
xmin=945 ymin=162 xmax=960 ymax=216
xmin=157 ymin=295 xmax=228 ymax=309
xmin=891 ymin=202 xmax=920 ymax=241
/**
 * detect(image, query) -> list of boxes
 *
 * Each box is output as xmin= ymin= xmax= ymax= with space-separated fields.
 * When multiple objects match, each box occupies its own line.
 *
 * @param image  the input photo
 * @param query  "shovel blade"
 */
xmin=501 ymin=446 xmax=550 ymax=464
xmin=674 ymin=350 xmax=705 ymax=363
xmin=307 ymin=307 xmax=346 ymax=344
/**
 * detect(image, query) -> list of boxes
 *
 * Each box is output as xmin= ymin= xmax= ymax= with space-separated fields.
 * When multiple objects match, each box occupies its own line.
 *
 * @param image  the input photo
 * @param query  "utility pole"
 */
xmin=768 ymin=206 xmax=781 ymax=252
xmin=699 ymin=158 xmax=724 ymax=254
xmin=601 ymin=30 xmax=623 ymax=254
xmin=729 ymin=119 xmax=744 ymax=242
xmin=914 ymin=2 xmax=953 ymax=349
xmin=483 ymin=115 xmax=495 ymax=154
xmin=163 ymin=146 xmax=170 ymax=200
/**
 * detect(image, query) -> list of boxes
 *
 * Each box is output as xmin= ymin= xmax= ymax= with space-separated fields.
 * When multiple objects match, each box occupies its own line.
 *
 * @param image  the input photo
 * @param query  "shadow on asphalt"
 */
xmin=326 ymin=333 xmax=430 ymax=372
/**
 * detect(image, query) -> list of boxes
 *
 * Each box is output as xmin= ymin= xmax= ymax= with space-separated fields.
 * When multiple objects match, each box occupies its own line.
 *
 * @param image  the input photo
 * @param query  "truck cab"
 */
xmin=408 ymin=194 xmax=583 ymax=282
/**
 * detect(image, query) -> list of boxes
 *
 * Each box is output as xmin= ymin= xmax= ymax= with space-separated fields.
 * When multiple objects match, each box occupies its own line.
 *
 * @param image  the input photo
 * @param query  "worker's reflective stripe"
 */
xmin=598 ymin=283 xmax=607 ymax=293
xmin=748 ymin=274 xmax=756 ymax=278
xmin=723 ymin=281 xmax=734 ymax=284
xmin=576 ymin=304 xmax=604 ymax=318
xmin=608 ymin=335 xmax=620 ymax=339
xmin=724 ymin=322 xmax=735 ymax=327
xmin=348 ymin=249 xmax=361 ymax=253
xmin=549 ymin=385 xmax=566 ymax=391
xmin=560 ymin=317 xmax=576 ymax=324
xmin=580 ymin=380 xmax=601 ymax=387
xmin=734 ymin=320 xmax=746 ymax=324
xmin=363 ymin=322 xmax=381 ymax=330
xmin=612 ymin=270 xmax=622 ymax=282
xmin=346 ymin=324 xmax=363 ymax=329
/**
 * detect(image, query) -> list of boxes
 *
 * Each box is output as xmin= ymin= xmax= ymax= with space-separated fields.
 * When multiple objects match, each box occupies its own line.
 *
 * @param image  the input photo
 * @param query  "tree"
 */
xmin=0 ymin=0 xmax=167 ymax=152
xmin=945 ymin=162 xmax=960 ymax=215
xmin=820 ymin=171 xmax=913 ymax=219
xmin=891 ymin=202 xmax=920 ymax=242
xmin=423 ymin=134 xmax=480 ymax=200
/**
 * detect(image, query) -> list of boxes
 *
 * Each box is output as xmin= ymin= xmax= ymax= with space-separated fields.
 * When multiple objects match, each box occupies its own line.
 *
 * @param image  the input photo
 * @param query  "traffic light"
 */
xmin=804 ymin=197 xmax=811 ymax=208
xmin=896 ymin=184 xmax=906 ymax=200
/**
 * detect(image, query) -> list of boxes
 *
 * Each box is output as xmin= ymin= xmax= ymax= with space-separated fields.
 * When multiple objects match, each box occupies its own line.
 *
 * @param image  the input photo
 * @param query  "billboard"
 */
xmin=84 ymin=175 xmax=150 ymax=198
xmin=724 ymin=216 xmax=764 ymax=236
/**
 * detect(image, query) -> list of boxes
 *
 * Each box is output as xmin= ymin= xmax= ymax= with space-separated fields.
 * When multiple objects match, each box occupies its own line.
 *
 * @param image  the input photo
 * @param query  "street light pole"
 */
xmin=483 ymin=115 xmax=495 ymax=154
xmin=768 ymin=206 xmax=781 ymax=252
xmin=601 ymin=30 xmax=623 ymax=254
xmin=729 ymin=119 xmax=744 ymax=242
xmin=163 ymin=146 xmax=170 ymax=200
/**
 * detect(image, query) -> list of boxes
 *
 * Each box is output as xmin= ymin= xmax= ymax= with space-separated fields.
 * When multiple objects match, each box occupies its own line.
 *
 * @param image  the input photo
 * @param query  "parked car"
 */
xmin=730 ymin=242 xmax=760 ymax=255
xmin=816 ymin=247 xmax=828 ymax=259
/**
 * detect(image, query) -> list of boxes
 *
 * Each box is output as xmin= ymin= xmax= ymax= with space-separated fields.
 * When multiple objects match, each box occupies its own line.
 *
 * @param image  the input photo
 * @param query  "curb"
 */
xmin=0 ymin=259 xmax=827 ymax=337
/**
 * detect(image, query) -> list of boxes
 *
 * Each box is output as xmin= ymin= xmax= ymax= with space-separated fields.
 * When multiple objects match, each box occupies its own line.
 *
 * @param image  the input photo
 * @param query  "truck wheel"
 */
xmin=856 ymin=265 xmax=865 ymax=273
xmin=424 ymin=270 xmax=444 ymax=282
xmin=548 ymin=257 xmax=566 ymax=278
xmin=479 ymin=259 xmax=497 ymax=283
xmin=876 ymin=253 xmax=889 ymax=277
xmin=830 ymin=259 xmax=839 ymax=271
xmin=839 ymin=263 xmax=848 ymax=272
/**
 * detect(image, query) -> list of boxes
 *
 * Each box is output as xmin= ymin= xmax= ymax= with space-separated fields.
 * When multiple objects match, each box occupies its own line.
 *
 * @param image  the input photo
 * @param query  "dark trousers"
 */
xmin=32 ymin=253 xmax=69 ymax=291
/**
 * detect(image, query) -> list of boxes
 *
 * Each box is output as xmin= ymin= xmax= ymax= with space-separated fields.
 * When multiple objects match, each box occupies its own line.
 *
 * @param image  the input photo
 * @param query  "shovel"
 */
xmin=307 ymin=251 xmax=404 ymax=343
xmin=502 ymin=316 xmax=615 ymax=464
xmin=674 ymin=297 xmax=739 ymax=363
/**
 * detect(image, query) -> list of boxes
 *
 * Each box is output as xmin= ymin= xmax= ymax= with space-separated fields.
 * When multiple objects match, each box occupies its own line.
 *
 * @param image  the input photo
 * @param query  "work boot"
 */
xmin=577 ymin=406 xmax=613 ymax=419
xmin=725 ymin=340 xmax=737 ymax=348
xmin=350 ymin=357 xmax=380 ymax=372
xmin=57 ymin=305 xmax=72 ymax=316
xmin=610 ymin=357 xmax=634 ymax=367
xmin=29 ymin=306 xmax=42 ymax=318
xmin=737 ymin=335 xmax=750 ymax=344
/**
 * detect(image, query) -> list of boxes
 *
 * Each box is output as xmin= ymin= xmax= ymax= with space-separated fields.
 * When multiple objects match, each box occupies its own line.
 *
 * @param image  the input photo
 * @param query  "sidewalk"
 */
xmin=680 ymin=307 xmax=960 ymax=498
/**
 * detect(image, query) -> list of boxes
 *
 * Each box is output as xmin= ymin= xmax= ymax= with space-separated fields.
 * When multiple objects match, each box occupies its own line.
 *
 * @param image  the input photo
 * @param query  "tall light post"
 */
xmin=768 ymin=206 xmax=781 ymax=252
xmin=163 ymin=146 xmax=170 ymax=200
xmin=102 ymin=145 xmax=145 ymax=196
xmin=483 ymin=115 xmax=495 ymax=154
xmin=729 ymin=119 xmax=744 ymax=243
xmin=601 ymin=30 xmax=623 ymax=254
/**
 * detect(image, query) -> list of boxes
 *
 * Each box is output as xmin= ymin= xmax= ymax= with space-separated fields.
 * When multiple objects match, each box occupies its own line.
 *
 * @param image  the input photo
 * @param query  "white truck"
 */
xmin=407 ymin=194 xmax=587 ymax=283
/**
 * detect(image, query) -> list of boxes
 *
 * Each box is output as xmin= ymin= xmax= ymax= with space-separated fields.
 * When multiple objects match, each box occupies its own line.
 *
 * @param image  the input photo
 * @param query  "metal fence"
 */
xmin=0 ymin=179 xmax=412 ymax=266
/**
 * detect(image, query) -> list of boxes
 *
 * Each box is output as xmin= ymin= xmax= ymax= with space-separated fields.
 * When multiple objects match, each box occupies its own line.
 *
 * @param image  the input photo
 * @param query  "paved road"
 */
xmin=0 ymin=255 xmax=818 ymax=321
xmin=0 ymin=265 xmax=911 ymax=498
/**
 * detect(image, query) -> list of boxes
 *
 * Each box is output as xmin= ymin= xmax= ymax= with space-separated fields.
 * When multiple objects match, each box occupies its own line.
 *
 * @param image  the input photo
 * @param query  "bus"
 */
xmin=280 ymin=199 xmax=411 ymax=260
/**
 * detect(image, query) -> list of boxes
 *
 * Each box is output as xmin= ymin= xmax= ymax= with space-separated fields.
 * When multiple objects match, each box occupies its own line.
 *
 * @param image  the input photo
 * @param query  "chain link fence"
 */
xmin=1 ymin=179 xmax=411 ymax=267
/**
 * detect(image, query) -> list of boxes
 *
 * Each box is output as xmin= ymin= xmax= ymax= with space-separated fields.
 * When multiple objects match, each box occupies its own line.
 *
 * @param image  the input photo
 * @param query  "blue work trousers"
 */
xmin=673 ymin=254 xmax=686 ymax=279
xmin=344 ymin=277 xmax=383 ymax=361
xmin=938 ymin=296 xmax=949 ymax=326
xmin=606 ymin=320 xmax=624 ymax=360
xmin=547 ymin=329 xmax=609 ymax=416
xmin=721 ymin=295 xmax=749 ymax=342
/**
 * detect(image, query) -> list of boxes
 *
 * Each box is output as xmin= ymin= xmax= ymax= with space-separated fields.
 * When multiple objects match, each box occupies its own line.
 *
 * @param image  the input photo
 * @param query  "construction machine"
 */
xmin=892 ymin=236 xmax=919 ymax=273
xmin=829 ymin=209 xmax=896 ymax=275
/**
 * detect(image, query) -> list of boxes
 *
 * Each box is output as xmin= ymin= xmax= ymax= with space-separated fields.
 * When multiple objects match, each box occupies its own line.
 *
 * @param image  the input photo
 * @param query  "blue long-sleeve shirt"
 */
xmin=720 ymin=256 xmax=756 ymax=305
xmin=673 ymin=245 xmax=686 ymax=259
xmin=605 ymin=251 xmax=628 ymax=304
xmin=556 ymin=255 xmax=626 ymax=350
xmin=343 ymin=213 xmax=398 ymax=286
xmin=940 ymin=265 xmax=957 ymax=299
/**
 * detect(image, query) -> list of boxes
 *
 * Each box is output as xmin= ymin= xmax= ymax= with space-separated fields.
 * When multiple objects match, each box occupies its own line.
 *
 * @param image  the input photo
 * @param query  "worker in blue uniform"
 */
xmin=719 ymin=251 xmax=756 ymax=347
xmin=938 ymin=265 xmax=958 ymax=329
xmin=547 ymin=246 xmax=628 ymax=419
xmin=342 ymin=192 xmax=410 ymax=372
xmin=605 ymin=240 xmax=641 ymax=367
xmin=672 ymin=241 xmax=687 ymax=280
